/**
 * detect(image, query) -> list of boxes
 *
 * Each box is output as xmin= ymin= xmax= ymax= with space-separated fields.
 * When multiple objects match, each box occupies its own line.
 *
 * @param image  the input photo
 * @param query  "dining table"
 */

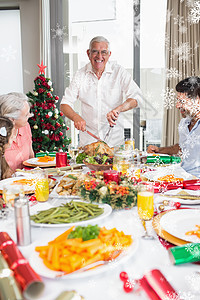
xmin=1 ymin=165 xmax=200 ymax=300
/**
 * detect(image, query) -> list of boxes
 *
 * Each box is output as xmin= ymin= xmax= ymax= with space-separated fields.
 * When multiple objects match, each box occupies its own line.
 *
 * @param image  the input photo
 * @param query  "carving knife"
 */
xmin=85 ymin=129 xmax=102 ymax=141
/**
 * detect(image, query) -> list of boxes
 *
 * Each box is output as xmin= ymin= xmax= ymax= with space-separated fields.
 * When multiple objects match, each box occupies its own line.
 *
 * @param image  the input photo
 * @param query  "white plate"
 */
xmin=29 ymin=235 xmax=138 ymax=279
xmin=30 ymin=199 xmax=112 ymax=228
xmin=160 ymin=209 xmax=200 ymax=243
xmin=24 ymin=157 xmax=56 ymax=166
xmin=144 ymin=165 xmax=194 ymax=182
xmin=0 ymin=176 xmax=35 ymax=193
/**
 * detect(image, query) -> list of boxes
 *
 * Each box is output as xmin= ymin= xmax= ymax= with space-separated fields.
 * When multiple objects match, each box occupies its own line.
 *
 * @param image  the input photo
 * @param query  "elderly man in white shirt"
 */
xmin=60 ymin=36 xmax=143 ymax=147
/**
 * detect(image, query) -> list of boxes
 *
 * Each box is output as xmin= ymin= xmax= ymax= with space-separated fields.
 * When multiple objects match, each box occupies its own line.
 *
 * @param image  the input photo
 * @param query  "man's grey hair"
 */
xmin=89 ymin=36 xmax=110 ymax=52
xmin=0 ymin=92 xmax=29 ymax=120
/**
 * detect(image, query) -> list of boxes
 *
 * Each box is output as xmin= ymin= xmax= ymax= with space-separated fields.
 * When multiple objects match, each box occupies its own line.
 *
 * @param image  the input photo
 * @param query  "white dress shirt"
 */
xmin=179 ymin=117 xmax=200 ymax=178
xmin=61 ymin=61 xmax=143 ymax=147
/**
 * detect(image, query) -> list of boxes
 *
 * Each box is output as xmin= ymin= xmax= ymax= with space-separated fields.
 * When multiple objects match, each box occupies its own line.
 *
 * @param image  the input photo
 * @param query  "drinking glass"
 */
xmin=137 ymin=184 xmax=155 ymax=239
xmin=125 ymin=138 xmax=135 ymax=151
xmin=3 ymin=185 xmax=24 ymax=209
xmin=113 ymin=149 xmax=133 ymax=175
xmin=68 ymin=144 xmax=79 ymax=164
xmin=34 ymin=169 xmax=49 ymax=202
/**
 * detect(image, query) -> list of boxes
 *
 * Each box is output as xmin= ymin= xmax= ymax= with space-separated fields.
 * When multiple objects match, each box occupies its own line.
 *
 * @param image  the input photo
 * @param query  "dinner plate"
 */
xmin=29 ymin=235 xmax=138 ymax=279
xmin=23 ymin=157 xmax=56 ymax=167
xmin=144 ymin=166 xmax=194 ymax=182
xmin=30 ymin=199 xmax=112 ymax=228
xmin=152 ymin=210 xmax=188 ymax=246
xmin=0 ymin=176 xmax=35 ymax=194
xmin=160 ymin=209 xmax=200 ymax=243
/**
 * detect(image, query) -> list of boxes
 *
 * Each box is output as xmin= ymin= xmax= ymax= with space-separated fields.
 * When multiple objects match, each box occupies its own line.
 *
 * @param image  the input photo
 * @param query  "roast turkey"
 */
xmin=82 ymin=141 xmax=114 ymax=156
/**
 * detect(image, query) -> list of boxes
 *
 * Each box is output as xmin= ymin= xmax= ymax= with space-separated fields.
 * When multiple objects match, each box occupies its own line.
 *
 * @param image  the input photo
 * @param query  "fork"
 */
xmin=56 ymin=249 xmax=123 ymax=277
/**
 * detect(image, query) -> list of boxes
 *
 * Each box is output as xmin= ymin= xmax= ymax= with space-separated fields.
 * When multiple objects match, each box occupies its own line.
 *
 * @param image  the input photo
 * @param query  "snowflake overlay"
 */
xmin=180 ymin=148 xmax=190 ymax=160
xmin=184 ymin=243 xmax=200 ymax=259
xmin=162 ymin=88 xmax=176 ymax=109
xmin=164 ymin=290 xmax=195 ymax=300
xmin=166 ymin=68 xmax=182 ymax=79
xmin=185 ymin=76 xmax=200 ymax=90
xmin=173 ymin=41 xmax=192 ymax=62
xmin=188 ymin=1 xmax=200 ymax=24
xmin=51 ymin=23 xmax=67 ymax=41
xmin=0 ymin=46 xmax=17 ymax=62
xmin=186 ymin=272 xmax=200 ymax=294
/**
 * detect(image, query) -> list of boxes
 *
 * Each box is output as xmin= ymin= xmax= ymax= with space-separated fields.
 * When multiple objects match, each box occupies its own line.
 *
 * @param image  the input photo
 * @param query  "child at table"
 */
xmin=0 ymin=116 xmax=14 ymax=179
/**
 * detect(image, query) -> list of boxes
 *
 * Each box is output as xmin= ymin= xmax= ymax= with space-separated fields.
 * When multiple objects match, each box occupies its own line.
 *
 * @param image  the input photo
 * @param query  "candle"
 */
xmin=56 ymin=152 xmax=67 ymax=167
xmin=103 ymin=170 xmax=120 ymax=184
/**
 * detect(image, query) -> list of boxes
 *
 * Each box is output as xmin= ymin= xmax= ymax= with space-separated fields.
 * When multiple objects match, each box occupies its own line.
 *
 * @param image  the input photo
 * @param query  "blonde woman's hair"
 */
xmin=0 ymin=92 xmax=29 ymax=120
xmin=0 ymin=116 xmax=14 ymax=179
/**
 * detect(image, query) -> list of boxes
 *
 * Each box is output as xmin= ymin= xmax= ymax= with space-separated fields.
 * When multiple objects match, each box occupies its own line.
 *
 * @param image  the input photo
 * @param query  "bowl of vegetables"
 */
xmin=83 ymin=154 xmax=113 ymax=171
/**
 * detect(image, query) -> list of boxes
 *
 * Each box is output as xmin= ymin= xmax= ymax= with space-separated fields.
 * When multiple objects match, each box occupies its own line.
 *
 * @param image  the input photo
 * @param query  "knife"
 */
xmin=85 ymin=129 xmax=102 ymax=141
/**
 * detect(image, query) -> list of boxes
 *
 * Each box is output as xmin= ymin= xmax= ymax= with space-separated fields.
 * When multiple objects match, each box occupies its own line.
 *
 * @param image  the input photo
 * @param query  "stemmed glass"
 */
xmin=68 ymin=144 xmax=79 ymax=164
xmin=137 ymin=184 xmax=155 ymax=240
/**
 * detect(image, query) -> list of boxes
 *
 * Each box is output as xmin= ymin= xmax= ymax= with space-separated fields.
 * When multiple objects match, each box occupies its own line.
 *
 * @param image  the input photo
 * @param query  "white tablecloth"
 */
xmin=1 ymin=202 xmax=200 ymax=300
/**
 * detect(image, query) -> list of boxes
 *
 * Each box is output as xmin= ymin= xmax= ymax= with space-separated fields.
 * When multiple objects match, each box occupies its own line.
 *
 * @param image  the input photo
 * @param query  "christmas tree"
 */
xmin=27 ymin=61 xmax=71 ymax=153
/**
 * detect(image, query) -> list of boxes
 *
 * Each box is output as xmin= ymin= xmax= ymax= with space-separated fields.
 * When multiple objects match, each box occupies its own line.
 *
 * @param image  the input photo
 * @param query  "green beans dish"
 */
xmin=30 ymin=201 xmax=104 ymax=224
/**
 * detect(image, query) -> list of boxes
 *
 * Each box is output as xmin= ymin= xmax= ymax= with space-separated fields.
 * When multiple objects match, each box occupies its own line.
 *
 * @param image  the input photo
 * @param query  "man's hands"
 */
xmin=73 ymin=114 xmax=86 ymax=131
xmin=106 ymin=109 xmax=119 ymax=126
xmin=147 ymin=145 xmax=160 ymax=153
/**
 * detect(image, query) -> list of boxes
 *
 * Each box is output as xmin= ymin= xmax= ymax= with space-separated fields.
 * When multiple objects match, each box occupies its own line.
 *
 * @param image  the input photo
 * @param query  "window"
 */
xmin=0 ymin=9 xmax=23 ymax=94
xmin=140 ymin=0 xmax=167 ymax=149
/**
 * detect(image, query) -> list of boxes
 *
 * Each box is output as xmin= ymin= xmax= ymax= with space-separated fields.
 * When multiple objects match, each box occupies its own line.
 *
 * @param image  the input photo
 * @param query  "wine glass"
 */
xmin=68 ymin=144 xmax=79 ymax=164
xmin=137 ymin=184 xmax=155 ymax=240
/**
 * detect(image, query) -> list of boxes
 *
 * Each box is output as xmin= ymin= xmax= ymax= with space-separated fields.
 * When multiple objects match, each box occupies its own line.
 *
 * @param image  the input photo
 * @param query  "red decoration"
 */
xmin=174 ymin=202 xmax=181 ymax=209
xmin=56 ymin=152 xmax=67 ymax=167
xmin=120 ymin=271 xmax=129 ymax=282
xmin=45 ymin=115 xmax=50 ymax=119
xmin=123 ymin=280 xmax=134 ymax=293
xmin=0 ymin=232 xmax=44 ymax=297
xmin=37 ymin=60 xmax=47 ymax=75
xmin=103 ymin=170 xmax=120 ymax=184
xmin=139 ymin=269 xmax=179 ymax=300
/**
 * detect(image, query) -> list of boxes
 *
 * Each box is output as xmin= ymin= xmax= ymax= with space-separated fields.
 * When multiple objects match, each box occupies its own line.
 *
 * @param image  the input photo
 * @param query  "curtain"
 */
xmin=162 ymin=0 xmax=200 ymax=146
xmin=39 ymin=0 xmax=51 ymax=78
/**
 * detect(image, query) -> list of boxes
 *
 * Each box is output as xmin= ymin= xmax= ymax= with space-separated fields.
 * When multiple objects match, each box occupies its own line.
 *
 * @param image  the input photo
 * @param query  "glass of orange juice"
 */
xmin=137 ymin=184 xmax=155 ymax=240
xmin=34 ymin=169 xmax=49 ymax=202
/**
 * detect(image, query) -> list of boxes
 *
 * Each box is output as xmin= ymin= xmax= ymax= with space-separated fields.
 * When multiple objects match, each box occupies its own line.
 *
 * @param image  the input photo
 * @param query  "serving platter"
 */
xmin=29 ymin=235 xmax=138 ymax=279
xmin=30 ymin=199 xmax=112 ymax=228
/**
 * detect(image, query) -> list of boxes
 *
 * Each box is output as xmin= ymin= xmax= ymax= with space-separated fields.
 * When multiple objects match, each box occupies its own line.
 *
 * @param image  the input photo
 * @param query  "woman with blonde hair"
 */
xmin=0 ymin=116 xmax=14 ymax=179
xmin=0 ymin=92 xmax=34 ymax=171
